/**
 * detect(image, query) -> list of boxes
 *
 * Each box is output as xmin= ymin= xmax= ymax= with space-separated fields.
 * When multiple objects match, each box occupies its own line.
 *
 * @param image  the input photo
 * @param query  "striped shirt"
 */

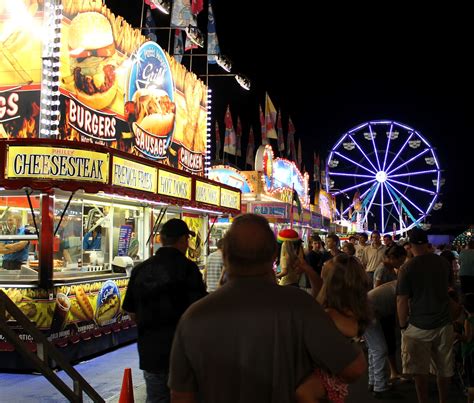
xmin=206 ymin=250 xmax=224 ymax=292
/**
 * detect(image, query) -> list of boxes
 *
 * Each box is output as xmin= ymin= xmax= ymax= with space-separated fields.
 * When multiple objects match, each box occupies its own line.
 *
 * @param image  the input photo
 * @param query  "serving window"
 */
xmin=0 ymin=194 xmax=41 ymax=282
xmin=52 ymin=193 xmax=146 ymax=280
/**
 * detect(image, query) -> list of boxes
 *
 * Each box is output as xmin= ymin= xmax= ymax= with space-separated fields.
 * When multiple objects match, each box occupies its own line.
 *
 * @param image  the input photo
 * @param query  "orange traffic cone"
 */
xmin=119 ymin=368 xmax=134 ymax=403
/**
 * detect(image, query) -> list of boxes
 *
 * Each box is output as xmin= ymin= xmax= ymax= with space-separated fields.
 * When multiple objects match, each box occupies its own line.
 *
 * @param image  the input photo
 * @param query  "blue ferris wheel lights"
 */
xmin=387 ymin=148 xmax=430 ymax=176
xmin=387 ymin=178 xmax=436 ymax=195
xmin=388 ymin=169 xmax=438 ymax=178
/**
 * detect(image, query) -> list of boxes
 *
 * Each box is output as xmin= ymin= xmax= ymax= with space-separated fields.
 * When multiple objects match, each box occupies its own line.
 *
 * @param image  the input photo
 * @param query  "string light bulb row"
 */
xmin=39 ymin=0 xmax=62 ymax=138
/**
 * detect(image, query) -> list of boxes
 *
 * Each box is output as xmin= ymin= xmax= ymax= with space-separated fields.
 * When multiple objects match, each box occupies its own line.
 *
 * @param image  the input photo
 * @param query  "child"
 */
xmin=296 ymin=254 xmax=371 ymax=403
xmin=373 ymin=244 xmax=406 ymax=288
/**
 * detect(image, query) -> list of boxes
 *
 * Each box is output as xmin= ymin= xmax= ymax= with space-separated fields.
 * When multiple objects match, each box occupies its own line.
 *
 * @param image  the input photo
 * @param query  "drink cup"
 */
xmin=50 ymin=293 xmax=71 ymax=334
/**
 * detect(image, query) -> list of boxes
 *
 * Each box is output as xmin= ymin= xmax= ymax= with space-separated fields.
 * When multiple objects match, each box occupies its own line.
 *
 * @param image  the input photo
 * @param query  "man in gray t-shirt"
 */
xmin=396 ymin=227 xmax=453 ymax=403
xmin=169 ymin=214 xmax=366 ymax=403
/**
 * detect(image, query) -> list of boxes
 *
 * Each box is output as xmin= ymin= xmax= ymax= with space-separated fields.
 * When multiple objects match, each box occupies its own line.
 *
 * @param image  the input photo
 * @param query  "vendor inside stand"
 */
xmin=83 ymin=225 xmax=102 ymax=251
xmin=0 ymin=213 xmax=30 ymax=270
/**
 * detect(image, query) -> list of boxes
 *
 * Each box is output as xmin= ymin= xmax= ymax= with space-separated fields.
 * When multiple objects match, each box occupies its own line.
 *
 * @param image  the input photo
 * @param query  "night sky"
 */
xmin=109 ymin=1 xmax=473 ymax=233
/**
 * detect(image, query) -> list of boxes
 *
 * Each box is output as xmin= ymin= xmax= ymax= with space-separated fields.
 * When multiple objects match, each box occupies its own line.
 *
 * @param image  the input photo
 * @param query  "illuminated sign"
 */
xmin=157 ymin=169 xmax=192 ymax=200
xmin=195 ymin=180 xmax=220 ymax=206
xmin=319 ymin=190 xmax=333 ymax=219
xmin=208 ymin=166 xmax=252 ymax=193
xmin=128 ymin=41 xmax=175 ymax=160
xmin=112 ymin=156 xmax=157 ymax=193
xmin=6 ymin=146 xmax=108 ymax=183
xmin=252 ymin=203 xmax=288 ymax=219
xmin=220 ymin=188 xmax=240 ymax=210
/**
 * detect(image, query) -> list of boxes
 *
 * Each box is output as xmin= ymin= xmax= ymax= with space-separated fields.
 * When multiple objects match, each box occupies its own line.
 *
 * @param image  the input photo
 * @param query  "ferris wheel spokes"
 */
xmin=386 ymin=148 xmax=431 ymax=176
xmin=387 ymin=178 xmax=436 ymax=195
xmin=368 ymin=125 xmax=382 ymax=171
xmin=388 ymin=169 xmax=438 ymax=178
xmin=332 ymin=178 xmax=377 ymax=196
xmin=381 ymin=123 xmax=394 ymax=171
xmin=348 ymin=134 xmax=379 ymax=172
xmin=384 ymin=182 xmax=418 ymax=231
xmin=334 ymin=151 xmax=376 ymax=175
xmin=330 ymin=172 xmax=375 ymax=179
xmin=383 ymin=182 xmax=404 ymax=222
xmin=380 ymin=176 xmax=385 ymax=232
xmin=362 ymin=182 xmax=381 ymax=226
xmin=384 ymin=133 xmax=414 ymax=174
xmin=385 ymin=181 xmax=425 ymax=215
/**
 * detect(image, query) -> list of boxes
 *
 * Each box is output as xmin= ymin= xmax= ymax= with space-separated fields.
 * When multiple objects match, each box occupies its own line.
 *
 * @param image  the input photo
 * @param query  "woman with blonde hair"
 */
xmin=296 ymin=254 xmax=371 ymax=403
xmin=276 ymin=228 xmax=304 ymax=287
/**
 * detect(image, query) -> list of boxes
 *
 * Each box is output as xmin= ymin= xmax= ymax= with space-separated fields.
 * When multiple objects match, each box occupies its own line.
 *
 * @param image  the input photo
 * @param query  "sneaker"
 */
xmin=372 ymin=390 xmax=403 ymax=399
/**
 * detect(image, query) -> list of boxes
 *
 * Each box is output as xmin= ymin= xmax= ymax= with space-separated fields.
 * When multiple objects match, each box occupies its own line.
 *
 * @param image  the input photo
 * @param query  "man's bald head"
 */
xmin=223 ymin=214 xmax=277 ymax=276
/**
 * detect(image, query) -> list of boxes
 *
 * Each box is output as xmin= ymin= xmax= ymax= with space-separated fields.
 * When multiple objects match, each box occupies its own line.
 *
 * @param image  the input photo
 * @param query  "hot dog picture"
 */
xmin=126 ymin=88 xmax=176 ymax=136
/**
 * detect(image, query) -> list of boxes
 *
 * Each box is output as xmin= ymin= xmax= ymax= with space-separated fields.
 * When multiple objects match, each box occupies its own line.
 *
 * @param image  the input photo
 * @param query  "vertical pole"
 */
xmin=39 ymin=193 xmax=54 ymax=289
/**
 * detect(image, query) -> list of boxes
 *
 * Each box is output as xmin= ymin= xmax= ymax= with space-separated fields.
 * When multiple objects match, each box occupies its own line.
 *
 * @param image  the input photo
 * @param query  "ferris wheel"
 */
xmin=326 ymin=120 xmax=443 ymax=236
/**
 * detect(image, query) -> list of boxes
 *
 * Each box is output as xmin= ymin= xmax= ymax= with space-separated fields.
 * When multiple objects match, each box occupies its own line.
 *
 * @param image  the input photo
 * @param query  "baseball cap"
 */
xmin=160 ymin=219 xmax=195 ymax=238
xmin=409 ymin=227 xmax=428 ymax=244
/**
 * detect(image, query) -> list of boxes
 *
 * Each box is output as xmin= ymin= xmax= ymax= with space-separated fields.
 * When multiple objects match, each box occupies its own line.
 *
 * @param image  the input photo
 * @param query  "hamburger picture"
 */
xmin=68 ymin=12 xmax=118 ymax=110
xmin=127 ymin=88 xmax=176 ymax=136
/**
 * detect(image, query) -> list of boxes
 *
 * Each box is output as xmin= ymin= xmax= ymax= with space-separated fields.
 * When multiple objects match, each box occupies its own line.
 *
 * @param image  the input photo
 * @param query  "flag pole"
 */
xmin=290 ymin=184 xmax=294 ymax=229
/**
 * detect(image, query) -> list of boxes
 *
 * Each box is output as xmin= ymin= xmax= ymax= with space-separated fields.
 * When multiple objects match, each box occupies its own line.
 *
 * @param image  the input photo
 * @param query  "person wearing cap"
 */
xmin=123 ymin=218 xmax=207 ymax=403
xmin=168 ymin=214 xmax=366 ymax=403
xmin=396 ymin=227 xmax=454 ymax=403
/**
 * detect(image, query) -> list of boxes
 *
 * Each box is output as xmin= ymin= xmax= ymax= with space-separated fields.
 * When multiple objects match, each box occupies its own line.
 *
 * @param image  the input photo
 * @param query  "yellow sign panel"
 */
xmin=220 ymin=188 xmax=240 ymax=210
xmin=157 ymin=169 xmax=192 ymax=200
xmin=6 ymin=146 xmax=109 ymax=183
xmin=195 ymin=180 xmax=220 ymax=206
xmin=113 ymin=156 xmax=157 ymax=193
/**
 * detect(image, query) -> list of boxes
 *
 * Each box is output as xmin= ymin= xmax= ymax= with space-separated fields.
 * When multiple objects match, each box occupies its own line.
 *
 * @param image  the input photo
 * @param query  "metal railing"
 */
xmin=0 ymin=290 xmax=104 ymax=403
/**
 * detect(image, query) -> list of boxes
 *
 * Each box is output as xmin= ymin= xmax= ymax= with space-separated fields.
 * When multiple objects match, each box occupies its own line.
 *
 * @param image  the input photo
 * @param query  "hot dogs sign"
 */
xmin=0 ymin=1 xmax=208 ymax=176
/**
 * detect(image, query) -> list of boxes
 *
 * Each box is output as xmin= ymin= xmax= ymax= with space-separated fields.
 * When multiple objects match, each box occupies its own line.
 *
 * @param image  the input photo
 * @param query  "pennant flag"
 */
xmin=215 ymin=121 xmax=221 ymax=160
xmin=292 ymin=187 xmax=302 ymax=215
xmin=277 ymin=109 xmax=285 ymax=152
xmin=143 ymin=7 xmax=157 ymax=42
xmin=246 ymin=126 xmax=255 ymax=167
xmin=171 ymin=0 xmax=197 ymax=29
xmin=265 ymin=93 xmax=277 ymax=139
xmin=173 ymin=29 xmax=184 ymax=63
xmin=223 ymin=106 xmax=236 ymax=155
xmin=259 ymin=104 xmax=268 ymax=145
xmin=207 ymin=0 xmax=220 ymax=64
xmin=236 ymin=116 xmax=242 ymax=157
xmin=191 ymin=0 xmax=204 ymax=15
xmin=313 ymin=153 xmax=320 ymax=183
xmin=297 ymin=138 xmax=302 ymax=169
xmin=287 ymin=116 xmax=296 ymax=161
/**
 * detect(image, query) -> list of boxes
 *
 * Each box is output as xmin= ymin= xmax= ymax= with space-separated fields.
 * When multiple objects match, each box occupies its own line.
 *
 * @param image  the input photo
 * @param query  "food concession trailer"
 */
xmin=0 ymin=0 xmax=241 ymax=368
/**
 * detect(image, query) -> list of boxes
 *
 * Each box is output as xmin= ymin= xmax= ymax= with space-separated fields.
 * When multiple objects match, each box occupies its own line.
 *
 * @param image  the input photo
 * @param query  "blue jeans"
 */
xmin=144 ymin=370 xmax=170 ymax=403
xmin=364 ymin=318 xmax=389 ymax=392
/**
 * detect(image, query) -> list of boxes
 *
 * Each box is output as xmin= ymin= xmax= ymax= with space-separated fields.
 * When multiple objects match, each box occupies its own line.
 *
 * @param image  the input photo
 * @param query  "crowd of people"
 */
xmin=123 ymin=214 xmax=474 ymax=403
